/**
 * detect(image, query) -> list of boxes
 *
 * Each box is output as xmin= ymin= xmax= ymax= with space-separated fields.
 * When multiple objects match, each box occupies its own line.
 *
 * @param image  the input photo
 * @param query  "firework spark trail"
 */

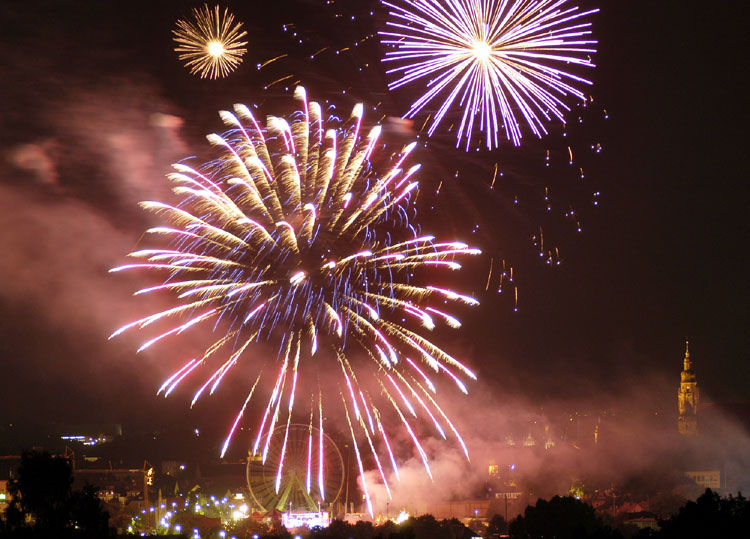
xmin=111 ymin=86 xmax=479 ymax=504
xmin=342 ymin=395 xmax=374 ymax=516
xmin=318 ymin=394 xmax=325 ymax=501
xmin=275 ymin=338 xmax=301 ymax=493
xmin=220 ymin=374 xmax=262 ymax=458
xmin=306 ymin=399 xmax=314 ymax=493
xmin=375 ymin=408 xmax=400 ymax=480
xmin=380 ymin=0 xmax=598 ymax=150
xmin=173 ymin=4 xmax=248 ymax=79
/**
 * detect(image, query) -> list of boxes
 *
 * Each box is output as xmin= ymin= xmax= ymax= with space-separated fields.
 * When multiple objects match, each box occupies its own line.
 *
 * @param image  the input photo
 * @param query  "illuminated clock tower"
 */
xmin=677 ymin=340 xmax=699 ymax=436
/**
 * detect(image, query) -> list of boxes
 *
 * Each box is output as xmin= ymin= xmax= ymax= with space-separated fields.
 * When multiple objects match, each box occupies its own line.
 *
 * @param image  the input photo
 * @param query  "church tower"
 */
xmin=677 ymin=340 xmax=699 ymax=436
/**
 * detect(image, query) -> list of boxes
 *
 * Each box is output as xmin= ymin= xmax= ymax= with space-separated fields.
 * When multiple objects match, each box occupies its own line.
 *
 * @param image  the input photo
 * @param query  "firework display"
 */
xmin=173 ymin=4 xmax=248 ymax=79
xmin=111 ymin=87 xmax=480 ymax=515
xmin=380 ymin=0 xmax=598 ymax=150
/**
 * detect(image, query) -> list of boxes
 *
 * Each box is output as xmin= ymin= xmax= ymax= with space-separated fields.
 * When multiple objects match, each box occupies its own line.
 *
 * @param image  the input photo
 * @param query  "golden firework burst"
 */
xmin=173 ymin=4 xmax=248 ymax=79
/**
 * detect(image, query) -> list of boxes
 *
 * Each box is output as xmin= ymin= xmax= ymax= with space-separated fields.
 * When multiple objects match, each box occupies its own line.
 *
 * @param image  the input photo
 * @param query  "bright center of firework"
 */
xmin=207 ymin=40 xmax=225 ymax=58
xmin=472 ymin=40 xmax=492 ymax=62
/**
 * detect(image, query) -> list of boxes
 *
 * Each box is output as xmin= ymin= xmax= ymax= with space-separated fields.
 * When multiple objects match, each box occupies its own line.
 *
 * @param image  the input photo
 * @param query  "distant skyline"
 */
xmin=0 ymin=0 xmax=747 ymax=438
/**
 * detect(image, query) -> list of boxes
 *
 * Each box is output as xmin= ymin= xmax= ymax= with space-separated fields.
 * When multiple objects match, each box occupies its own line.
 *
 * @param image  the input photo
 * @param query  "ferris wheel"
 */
xmin=246 ymin=423 xmax=345 ymax=512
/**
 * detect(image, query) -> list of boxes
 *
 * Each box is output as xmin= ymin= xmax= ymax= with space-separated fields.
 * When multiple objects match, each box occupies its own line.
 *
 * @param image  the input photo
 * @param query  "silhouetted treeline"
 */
xmin=0 ymin=450 xmax=108 ymax=538
xmin=635 ymin=489 xmax=749 ymax=539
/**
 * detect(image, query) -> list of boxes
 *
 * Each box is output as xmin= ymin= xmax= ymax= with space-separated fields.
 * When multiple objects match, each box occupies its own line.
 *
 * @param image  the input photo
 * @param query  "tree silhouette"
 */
xmin=3 ymin=450 xmax=108 ymax=537
xmin=509 ymin=495 xmax=621 ymax=539
xmin=487 ymin=513 xmax=508 ymax=536
xmin=656 ymin=488 xmax=749 ymax=539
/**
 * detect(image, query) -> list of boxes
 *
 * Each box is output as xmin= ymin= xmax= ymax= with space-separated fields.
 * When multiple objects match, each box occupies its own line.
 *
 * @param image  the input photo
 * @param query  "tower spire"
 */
xmin=678 ymin=339 xmax=699 ymax=436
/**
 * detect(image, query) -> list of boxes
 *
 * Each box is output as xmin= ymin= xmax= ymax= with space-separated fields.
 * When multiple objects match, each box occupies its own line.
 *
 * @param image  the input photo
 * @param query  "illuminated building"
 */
xmin=57 ymin=423 xmax=122 ymax=446
xmin=684 ymin=470 xmax=721 ymax=489
xmin=677 ymin=340 xmax=699 ymax=436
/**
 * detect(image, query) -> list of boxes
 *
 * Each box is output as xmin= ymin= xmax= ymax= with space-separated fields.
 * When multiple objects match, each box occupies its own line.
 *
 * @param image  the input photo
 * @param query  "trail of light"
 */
xmin=381 ymin=381 xmax=432 ymax=479
xmin=405 ymin=356 xmax=436 ymax=393
xmin=416 ymin=379 xmax=470 ymax=460
xmin=137 ymin=309 xmax=217 ymax=353
xmin=342 ymin=396 xmax=373 ymax=517
xmin=112 ymin=86 xmax=481 ymax=488
xmin=220 ymin=374 xmax=261 ymax=458
xmin=425 ymin=285 xmax=480 ymax=305
xmin=158 ymin=359 xmax=197 ymax=395
xmin=318 ymin=393 xmax=325 ymax=501
xmin=395 ymin=371 xmax=446 ymax=439
xmin=383 ymin=0 xmax=598 ymax=149
xmin=387 ymin=374 xmax=416 ymax=417
xmin=164 ymin=360 xmax=202 ymax=397
xmin=339 ymin=357 xmax=361 ymax=421
xmin=262 ymin=348 xmax=290 ymax=463
xmin=110 ymin=298 xmax=216 ymax=338
xmin=359 ymin=390 xmax=375 ymax=433
xmin=306 ymin=401 xmax=313 ymax=494
xmin=243 ymin=303 xmax=266 ymax=324
xmin=209 ymin=334 xmax=257 ymax=396
xmin=325 ymin=303 xmax=343 ymax=337
xmin=253 ymin=353 xmax=289 ymax=456
xmin=356 ymin=402 xmax=392 ymax=499
xmin=425 ymin=306 xmax=461 ymax=328
xmin=375 ymin=410 xmax=400 ymax=480
xmin=275 ymin=337 xmax=300 ymax=493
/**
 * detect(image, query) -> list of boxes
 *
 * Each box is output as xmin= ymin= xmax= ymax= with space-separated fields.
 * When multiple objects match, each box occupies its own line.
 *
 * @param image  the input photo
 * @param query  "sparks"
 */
xmin=112 ymin=87 xmax=479 ymax=501
xmin=380 ymin=0 xmax=598 ymax=150
xmin=173 ymin=4 xmax=248 ymax=79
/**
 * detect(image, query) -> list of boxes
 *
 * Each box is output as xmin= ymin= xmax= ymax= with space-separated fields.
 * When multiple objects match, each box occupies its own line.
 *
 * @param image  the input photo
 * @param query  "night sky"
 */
xmin=0 ymin=0 xmax=748 ymax=445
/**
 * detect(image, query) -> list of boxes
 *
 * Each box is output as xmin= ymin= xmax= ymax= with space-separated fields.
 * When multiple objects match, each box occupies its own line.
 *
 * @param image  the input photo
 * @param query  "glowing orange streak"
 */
xmin=220 ymin=374 xmax=261 ymax=458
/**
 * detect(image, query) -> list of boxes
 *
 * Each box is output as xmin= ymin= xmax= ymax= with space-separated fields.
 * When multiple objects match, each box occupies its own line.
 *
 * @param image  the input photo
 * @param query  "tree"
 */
xmin=4 ymin=450 xmax=108 ymax=537
xmin=6 ymin=450 xmax=74 ymax=533
xmin=509 ymin=496 xmax=622 ymax=539
xmin=656 ymin=488 xmax=750 ymax=539
xmin=487 ymin=514 xmax=508 ymax=536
